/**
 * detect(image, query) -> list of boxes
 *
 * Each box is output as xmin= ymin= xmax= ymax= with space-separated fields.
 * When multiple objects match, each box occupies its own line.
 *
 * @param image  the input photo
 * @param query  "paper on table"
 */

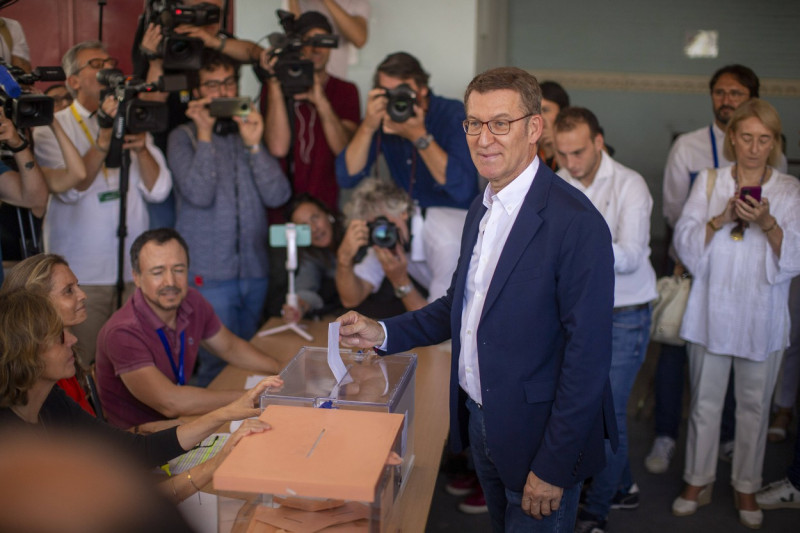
xmin=328 ymin=322 xmax=348 ymax=384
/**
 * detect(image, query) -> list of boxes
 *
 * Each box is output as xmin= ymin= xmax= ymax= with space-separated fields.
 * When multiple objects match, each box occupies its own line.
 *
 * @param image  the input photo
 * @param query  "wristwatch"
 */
xmin=215 ymin=33 xmax=228 ymax=52
xmin=413 ymin=133 xmax=433 ymax=151
xmin=394 ymin=283 xmax=414 ymax=299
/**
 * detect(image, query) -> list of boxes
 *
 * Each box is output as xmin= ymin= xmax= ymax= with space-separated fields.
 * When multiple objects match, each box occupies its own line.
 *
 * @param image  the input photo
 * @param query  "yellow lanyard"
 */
xmin=70 ymin=103 xmax=108 ymax=180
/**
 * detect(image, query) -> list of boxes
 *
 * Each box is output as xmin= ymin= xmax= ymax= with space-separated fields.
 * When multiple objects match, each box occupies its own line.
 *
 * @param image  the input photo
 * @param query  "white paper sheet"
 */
xmin=328 ymin=322 xmax=348 ymax=383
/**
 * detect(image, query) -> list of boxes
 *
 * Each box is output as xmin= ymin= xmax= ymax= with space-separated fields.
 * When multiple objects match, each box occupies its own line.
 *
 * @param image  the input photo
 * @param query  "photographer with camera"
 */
xmin=261 ymin=10 xmax=359 ymax=212
xmin=167 ymin=49 xmax=290 ymax=386
xmin=32 ymin=41 xmax=172 ymax=365
xmin=337 ymin=52 xmax=477 ymax=302
xmin=336 ymin=177 xmax=431 ymax=315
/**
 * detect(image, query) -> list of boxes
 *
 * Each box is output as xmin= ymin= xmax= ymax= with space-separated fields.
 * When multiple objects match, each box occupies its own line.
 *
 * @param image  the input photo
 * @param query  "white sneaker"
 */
xmin=756 ymin=478 xmax=800 ymax=510
xmin=645 ymin=436 xmax=675 ymax=474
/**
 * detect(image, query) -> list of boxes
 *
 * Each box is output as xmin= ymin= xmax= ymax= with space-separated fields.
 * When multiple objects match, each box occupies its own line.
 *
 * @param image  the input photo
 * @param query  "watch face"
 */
xmin=414 ymin=134 xmax=431 ymax=150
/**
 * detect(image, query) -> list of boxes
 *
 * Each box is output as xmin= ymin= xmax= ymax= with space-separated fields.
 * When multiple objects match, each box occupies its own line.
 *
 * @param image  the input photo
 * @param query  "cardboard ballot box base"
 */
xmin=214 ymin=405 xmax=404 ymax=533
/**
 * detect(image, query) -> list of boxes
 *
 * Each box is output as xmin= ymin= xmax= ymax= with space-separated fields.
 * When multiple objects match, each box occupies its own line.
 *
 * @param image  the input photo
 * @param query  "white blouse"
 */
xmin=674 ymin=166 xmax=800 ymax=361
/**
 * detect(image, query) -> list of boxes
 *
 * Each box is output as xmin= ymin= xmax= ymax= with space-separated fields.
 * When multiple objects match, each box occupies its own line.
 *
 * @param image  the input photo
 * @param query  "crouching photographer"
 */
xmin=167 ymin=49 xmax=290 ymax=385
xmin=336 ymin=177 xmax=434 ymax=317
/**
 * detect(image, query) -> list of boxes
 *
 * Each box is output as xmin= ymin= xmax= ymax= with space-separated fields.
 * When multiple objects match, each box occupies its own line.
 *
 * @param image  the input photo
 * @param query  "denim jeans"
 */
xmin=192 ymin=277 xmax=268 ymax=386
xmin=583 ymin=305 xmax=650 ymax=520
xmin=466 ymin=398 xmax=581 ymax=533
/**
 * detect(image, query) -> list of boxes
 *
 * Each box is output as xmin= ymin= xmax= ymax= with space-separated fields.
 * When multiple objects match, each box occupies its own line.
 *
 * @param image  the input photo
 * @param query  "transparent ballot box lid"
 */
xmin=259 ymin=347 xmax=417 ymax=412
xmin=214 ymin=405 xmax=403 ymax=533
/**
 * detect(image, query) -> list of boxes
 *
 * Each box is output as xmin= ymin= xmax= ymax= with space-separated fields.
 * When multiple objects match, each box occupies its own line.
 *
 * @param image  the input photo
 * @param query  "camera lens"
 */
xmin=370 ymin=220 xmax=398 ymax=248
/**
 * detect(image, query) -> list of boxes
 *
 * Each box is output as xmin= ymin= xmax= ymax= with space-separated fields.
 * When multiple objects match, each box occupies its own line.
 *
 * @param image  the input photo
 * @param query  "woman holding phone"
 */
xmin=671 ymin=99 xmax=800 ymax=529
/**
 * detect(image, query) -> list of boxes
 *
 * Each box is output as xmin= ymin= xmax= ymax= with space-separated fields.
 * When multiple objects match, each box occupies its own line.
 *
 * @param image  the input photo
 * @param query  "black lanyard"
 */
xmin=156 ymin=329 xmax=185 ymax=385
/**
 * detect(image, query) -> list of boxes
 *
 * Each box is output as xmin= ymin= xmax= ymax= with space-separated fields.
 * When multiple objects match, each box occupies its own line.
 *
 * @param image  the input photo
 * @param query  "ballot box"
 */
xmin=214 ymin=405 xmax=404 ymax=533
xmin=259 ymin=347 xmax=417 ymax=487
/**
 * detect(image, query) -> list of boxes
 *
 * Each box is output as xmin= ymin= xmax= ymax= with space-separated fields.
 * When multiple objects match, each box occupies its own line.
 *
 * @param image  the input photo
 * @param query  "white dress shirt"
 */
xmin=559 ymin=152 xmax=658 ymax=307
xmin=33 ymin=101 xmax=172 ymax=285
xmin=459 ymin=158 xmax=538 ymax=405
xmin=675 ymin=166 xmax=800 ymax=361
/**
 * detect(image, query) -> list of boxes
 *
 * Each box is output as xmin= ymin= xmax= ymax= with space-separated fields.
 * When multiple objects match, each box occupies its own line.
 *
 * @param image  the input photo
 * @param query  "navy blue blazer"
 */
xmin=383 ymin=163 xmax=618 ymax=491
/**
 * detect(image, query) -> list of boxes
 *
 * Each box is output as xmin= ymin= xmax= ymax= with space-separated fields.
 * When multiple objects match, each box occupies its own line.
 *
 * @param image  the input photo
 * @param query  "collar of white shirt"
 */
xmin=482 ymin=156 xmax=540 ymax=214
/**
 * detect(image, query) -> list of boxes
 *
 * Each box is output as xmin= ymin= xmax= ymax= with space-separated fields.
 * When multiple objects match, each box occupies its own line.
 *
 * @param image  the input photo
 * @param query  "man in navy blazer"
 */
xmin=339 ymin=67 xmax=617 ymax=532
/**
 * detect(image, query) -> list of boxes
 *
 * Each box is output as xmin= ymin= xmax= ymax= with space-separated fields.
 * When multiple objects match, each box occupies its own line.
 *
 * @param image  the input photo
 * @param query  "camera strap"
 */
xmin=70 ymin=103 xmax=108 ymax=180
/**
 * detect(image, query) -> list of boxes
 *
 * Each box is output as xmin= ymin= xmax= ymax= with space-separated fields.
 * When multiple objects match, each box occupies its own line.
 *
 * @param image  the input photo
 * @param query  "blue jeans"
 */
xmin=583 ymin=305 xmax=650 ymax=520
xmin=466 ymin=398 xmax=581 ymax=533
xmin=193 ymin=277 xmax=268 ymax=386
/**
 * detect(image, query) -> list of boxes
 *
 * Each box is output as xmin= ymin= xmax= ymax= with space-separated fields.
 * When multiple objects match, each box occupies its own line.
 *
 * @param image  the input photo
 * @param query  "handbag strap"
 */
xmin=706 ymin=168 xmax=717 ymax=202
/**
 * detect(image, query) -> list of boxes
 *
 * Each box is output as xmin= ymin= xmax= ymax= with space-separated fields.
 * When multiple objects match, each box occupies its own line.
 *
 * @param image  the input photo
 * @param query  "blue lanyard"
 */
xmin=709 ymin=125 xmax=719 ymax=169
xmin=156 ymin=329 xmax=185 ymax=386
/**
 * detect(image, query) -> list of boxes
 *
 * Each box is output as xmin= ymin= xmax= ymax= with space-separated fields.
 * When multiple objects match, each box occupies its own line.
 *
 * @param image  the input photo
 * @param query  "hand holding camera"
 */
xmin=338 ymin=219 xmax=369 ymax=267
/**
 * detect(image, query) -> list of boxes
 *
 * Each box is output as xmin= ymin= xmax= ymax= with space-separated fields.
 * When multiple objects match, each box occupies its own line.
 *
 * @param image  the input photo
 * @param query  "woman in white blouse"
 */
xmin=671 ymin=99 xmax=800 ymax=529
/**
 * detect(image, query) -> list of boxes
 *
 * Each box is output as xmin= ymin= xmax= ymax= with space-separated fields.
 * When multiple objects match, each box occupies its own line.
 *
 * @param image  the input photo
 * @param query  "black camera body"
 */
xmin=0 ymin=64 xmax=65 ymax=129
xmin=256 ymin=9 xmax=338 ymax=96
xmin=145 ymin=1 xmax=221 ymax=70
xmin=353 ymin=216 xmax=400 ymax=263
xmin=384 ymin=84 xmax=416 ymax=123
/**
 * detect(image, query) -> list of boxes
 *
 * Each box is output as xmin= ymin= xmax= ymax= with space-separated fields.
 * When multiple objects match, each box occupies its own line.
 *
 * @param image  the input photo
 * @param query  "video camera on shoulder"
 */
xmin=255 ymin=9 xmax=338 ymax=96
xmin=383 ymin=84 xmax=417 ymax=123
xmin=145 ymin=0 xmax=221 ymax=70
xmin=0 ymin=62 xmax=65 ymax=129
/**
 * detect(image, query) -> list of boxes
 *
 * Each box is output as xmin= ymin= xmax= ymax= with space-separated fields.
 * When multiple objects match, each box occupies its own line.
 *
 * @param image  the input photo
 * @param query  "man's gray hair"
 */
xmin=343 ymin=178 xmax=413 ymax=224
xmin=62 ymin=41 xmax=106 ymax=96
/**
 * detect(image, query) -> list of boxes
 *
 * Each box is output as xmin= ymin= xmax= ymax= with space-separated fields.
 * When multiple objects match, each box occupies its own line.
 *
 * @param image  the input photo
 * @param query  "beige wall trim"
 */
xmin=529 ymin=69 xmax=800 ymax=98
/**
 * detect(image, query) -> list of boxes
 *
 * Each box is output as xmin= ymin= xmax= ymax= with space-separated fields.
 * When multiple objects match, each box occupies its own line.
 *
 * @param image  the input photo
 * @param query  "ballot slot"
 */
xmin=259 ymin=346 xmax=417 ymax=491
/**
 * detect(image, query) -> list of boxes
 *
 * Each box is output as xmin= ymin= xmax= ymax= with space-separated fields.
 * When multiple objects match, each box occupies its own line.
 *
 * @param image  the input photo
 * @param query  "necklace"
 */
xmin=729 ymin=164 xmax=767 ymax=241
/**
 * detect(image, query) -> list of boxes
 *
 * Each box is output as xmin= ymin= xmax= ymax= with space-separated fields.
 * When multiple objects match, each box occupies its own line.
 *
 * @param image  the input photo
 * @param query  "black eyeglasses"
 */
xmin=200 ymin=76 xmax=237 ymax=91
xmin=462 ymin=114 xmax=533 ymax=136
xmin=76 ymin=57 xmax=118 ymax=73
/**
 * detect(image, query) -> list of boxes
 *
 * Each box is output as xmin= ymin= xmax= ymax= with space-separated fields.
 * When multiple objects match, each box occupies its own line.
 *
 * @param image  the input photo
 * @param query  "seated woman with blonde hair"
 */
xmin=0 ymin=289 xmax=282 ymax=502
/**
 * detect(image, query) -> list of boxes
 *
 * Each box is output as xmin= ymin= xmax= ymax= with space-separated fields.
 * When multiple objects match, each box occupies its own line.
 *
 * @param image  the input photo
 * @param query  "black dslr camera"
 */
xmin=145 ymin=0 xmax=221 ymax=70
xmin=0 ymin=62 xmax=65 ymax=129
xmin=384 ymin=84 xmax=417 ymax=123
xmin=353 ymin=216 xmax=400 ymax=263
xmin=255 ymin=9 xmax=338 ymax=96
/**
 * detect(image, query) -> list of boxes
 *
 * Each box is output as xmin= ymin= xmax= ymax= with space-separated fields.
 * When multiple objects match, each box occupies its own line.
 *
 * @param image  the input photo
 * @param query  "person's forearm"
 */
xmin=264 ymin=80 xmax=292 ymax=157
xmin=175 ymin=406 xmax=230 ymax=450
xmin=322 ymin=0 xmax=368 ymax=47
xmin=222 ymin=38 xmax=263 ymax=64
xmin=156 ymin=386 xmax=242 ymax=419
xmin=316 ymin=96 xmax=355 ymax=155
xmin=400 ymin=287 xmax=427 ymax=311
xmin=135 ymin=147 xmax=162 ymax=191
xmin=416 ymin=140 xmax=448 ymax=186
xmin=74 ymin=139 xmax=108 ymax=192
xmin=44 ymin=120 xmax=88 ymax=193
xmin=335 ymin=262 xmax=371 ymax=308
xmin=13 ymin=149 xmax=48 ymax=217
xmin=761 ymin=217 xmax=783 ymax=258
xmin=160 ymin=456 xmax=218 ymax=503
xmin=222 ymin=338 xmax=280 ymax=374
xmin=344 ymin=122 xmax=376 ymax=175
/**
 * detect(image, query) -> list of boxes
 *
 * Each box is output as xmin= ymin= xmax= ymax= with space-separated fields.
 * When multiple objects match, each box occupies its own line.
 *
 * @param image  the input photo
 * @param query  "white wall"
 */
xmin=234 ymin=0 xmax=479 ymax=106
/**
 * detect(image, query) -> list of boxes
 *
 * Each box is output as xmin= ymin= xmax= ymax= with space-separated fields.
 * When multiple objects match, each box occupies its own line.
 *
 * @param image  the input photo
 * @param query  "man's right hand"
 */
xmin=363 ymin=87 xmax=388 ymax=132
xmin=185 ymin=96 xmax=216 ymax=141
xmin=337 ymin=219 xmax=369 ymax=267
xmin=337 ymin=311 xmax=385 ymax=349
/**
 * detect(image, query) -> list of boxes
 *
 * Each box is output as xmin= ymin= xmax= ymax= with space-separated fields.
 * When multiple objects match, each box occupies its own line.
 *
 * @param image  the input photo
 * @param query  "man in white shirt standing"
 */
xmin=555 ymin=107 xmax=658 ymax=533
xmin=33 ymin=41 xmax=172 ymax=365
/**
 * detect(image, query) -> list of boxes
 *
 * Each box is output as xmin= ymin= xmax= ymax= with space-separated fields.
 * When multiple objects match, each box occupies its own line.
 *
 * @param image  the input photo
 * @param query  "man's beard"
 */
xmin=715 ymin=105 xmax=735 ymax=125
xmin=146 ymin=287 xmax=183 ymax=312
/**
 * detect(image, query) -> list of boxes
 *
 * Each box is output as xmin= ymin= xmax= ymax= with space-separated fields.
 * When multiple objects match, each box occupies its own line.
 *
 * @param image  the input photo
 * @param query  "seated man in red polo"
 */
xmin=96 ymin=228 xmax=280 ymax=428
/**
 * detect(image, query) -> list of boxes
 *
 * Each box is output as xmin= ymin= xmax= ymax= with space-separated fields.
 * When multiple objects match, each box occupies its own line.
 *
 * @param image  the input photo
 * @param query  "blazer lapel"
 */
xmin=481 ymin=168 xmax=552 ymax=319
